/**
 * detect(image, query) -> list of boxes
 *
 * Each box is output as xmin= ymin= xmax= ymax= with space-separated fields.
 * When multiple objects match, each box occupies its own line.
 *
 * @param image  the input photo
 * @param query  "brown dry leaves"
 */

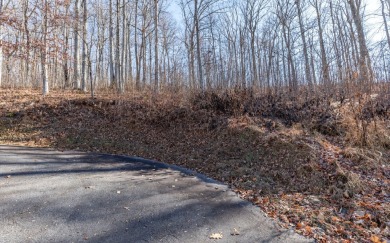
xmin=0 ymin=89 xmax=389 ymax=242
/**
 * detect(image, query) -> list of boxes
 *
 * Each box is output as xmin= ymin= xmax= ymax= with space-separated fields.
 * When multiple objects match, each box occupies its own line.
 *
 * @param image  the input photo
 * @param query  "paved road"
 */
xmin=0 ymin=145 xmax=311 ymax=243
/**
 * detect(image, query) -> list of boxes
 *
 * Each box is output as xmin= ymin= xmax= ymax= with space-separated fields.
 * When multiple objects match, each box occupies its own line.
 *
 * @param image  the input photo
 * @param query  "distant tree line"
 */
xmin=0 ymin=0 xmax=389 ymax=95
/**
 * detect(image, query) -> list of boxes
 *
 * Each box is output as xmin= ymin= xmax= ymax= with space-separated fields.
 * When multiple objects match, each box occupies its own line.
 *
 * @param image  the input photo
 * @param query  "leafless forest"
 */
xmin=0 ymin=0 xmax=389 ymax=96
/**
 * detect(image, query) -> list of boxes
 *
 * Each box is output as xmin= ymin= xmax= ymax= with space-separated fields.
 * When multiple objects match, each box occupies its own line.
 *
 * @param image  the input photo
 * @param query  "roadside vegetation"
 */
xmin=1 ymin=88 xmax=388 ymax=242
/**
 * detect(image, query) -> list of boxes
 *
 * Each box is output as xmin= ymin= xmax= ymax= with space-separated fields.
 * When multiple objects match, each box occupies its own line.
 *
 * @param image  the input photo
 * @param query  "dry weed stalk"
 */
xmin=341 ymin=93 xmax=390 ymax=149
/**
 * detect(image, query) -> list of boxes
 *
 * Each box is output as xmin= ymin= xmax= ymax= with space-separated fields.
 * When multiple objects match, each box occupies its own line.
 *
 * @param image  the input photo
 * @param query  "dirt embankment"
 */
xmin=1 ymin=89 xmax=389 ymax=242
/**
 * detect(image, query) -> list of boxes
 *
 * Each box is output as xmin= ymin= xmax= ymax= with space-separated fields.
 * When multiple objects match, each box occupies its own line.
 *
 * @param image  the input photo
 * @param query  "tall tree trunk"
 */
xmin=0 ymin=0 xmax=4 ymax=87
xmin=296 ymin=0 xmax=312 ymax=90
xmin=109 ymin=0 xmax=115 ymax=88
xmin=116 ymin=0 xmax=121 ymax=92
xmin=96 ymin=2 xmax=105 ymax=88
xmin=88 ymin=49 xmax=94 ymax=98
xmin=347 ymin=0 xmax=373 ymax=92
xmin=41 ymin=0 xmax=49 ymax=95
xmin=250 ymin=31 xmax=257 ymax=88
xmin=141 ymin=27 xmax=146 ymax=87
xmin=127 ymin=15 xmax=133 ymax=83
xmin=23 ymin=0 xmax=30 ymax=86
xmin=194 ymin=0 xmax=203 ymax=90
xmin=63 ymin=27 xmax=69 ymax=88
xmin=81 ymin=0 xmax=87 ymax=92
xmin=233 ymin=38 xmax=239 ymax=86
xmin=189 ymin=31 xmax=196 ymax=89
xmin=281 ymin=23 xmax=297 ymax=91
xmin=329 ymin=1 xmax=343 ymax=84
xmin=63 ymin=4 xmax=70 ymax=88
xmin=134 ymin=0 xmax=140 ymax=90
xmin=239 ymin=29 xmax=246 ymax=88
xmin=121 ymin=0 xmax=126 ymax=91
xmin=73 ymin=0 xmax=79 ymax=89
xmin=266 ymin=29 xmax=277 ymax=88
xmin=126 ymin=18 xmax=133 ymax=84
xmin=313 ymin=0 xmax=330 ymax=87
xmin=381 ymin=0 xmax=390 ymax=51
xmin=154 ymin=0 xmax=159 ymax=92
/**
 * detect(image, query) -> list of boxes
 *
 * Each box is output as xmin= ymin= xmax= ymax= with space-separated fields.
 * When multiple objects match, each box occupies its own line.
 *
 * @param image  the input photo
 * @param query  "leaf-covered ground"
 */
xmin=0 ymin=89 xmax=389 ymax=242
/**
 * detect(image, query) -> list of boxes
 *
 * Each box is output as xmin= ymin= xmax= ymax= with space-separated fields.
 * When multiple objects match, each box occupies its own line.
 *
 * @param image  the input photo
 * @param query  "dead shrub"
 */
xmin=189 ymin=89 xmax=250 ymax=115
xmin=310 ymin=116 xmax=344 ymax=136
xmin=340 ymin=93 xmax=390 ymax=148
xmin=341 ymin=147 xmax=386 ymax=167
xmin=329 ymin=162 xmax=363 ymax=200
xmin=190 ymin=89 xmax=341 ymax=133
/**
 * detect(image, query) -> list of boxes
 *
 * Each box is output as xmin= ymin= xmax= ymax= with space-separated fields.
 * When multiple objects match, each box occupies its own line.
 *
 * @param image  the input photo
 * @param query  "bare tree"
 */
xmin=109 ymin=0 xmax=115 ymax=88
xmin=346 ymin=0 xmax=373 ymax=92
xmin=73 ymin=0 xmax=79 ymax=89
xmin=115 ymin=0 xmax=121 ymax=92
xmin=41 ymin=0 xmax=49 ymax=95
xmin=241 ymin=0 xmax=266 ymax=88
xmin=0 ymin=0 xmax=4 ymax=87
xmin=276 ymin=0 xmax=298 ymax=91
xmin=295 ymin=0 xmax=313 ymax=90
xmin=381 ymin=0 xmax=390 ymax=50
xmin=154 ymin=0 xmax=159 ymax=92
xmin=0 ymin=0 xmax=388 ymax=96
xmin=134 ymin=0 xmax=140 ymax=89
xmin=121 ymin=0 xmax=126 ymax=91
xmin=81 ymin=0 xmax=87 ymax=92
xmin=194 ymin=0 xmax=203 ymax=90
xmin=311 ymin=0 xmax=330 ymax=87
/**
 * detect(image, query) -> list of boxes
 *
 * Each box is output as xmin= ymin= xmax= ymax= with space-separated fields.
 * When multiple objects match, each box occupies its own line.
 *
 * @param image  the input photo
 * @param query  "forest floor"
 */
xmin=0 ymin=88 xmax=389 ymax=242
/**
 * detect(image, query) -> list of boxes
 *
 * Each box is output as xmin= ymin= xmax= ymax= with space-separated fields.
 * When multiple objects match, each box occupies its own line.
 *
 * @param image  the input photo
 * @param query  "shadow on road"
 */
xmin=0 ymin=145 xmax=309 ymax=243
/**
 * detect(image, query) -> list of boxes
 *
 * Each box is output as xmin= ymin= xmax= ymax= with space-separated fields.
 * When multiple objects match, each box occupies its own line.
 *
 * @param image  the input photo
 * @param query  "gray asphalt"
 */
xmin=0 ymin=145 xmax=311 ymax=243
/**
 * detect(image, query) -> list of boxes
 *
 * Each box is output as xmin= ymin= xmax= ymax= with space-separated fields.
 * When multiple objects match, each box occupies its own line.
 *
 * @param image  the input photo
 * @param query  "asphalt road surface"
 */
xmin=0 ymin=145 xmax=311 ymax=243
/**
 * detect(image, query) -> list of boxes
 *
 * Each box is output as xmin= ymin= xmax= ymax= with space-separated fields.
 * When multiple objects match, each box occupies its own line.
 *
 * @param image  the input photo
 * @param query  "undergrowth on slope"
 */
xmin=0 ymin=88 xmax=389 ymax=242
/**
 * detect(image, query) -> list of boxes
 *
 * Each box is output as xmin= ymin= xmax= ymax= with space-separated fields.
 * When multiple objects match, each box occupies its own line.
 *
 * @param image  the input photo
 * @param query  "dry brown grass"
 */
xmin=338 ymin=94 xmax=390 ymax=147
xmin=341 ymin=146 xmax=387 ymax=168
xmin=0 ymin=88 xmax=389 ymax=242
